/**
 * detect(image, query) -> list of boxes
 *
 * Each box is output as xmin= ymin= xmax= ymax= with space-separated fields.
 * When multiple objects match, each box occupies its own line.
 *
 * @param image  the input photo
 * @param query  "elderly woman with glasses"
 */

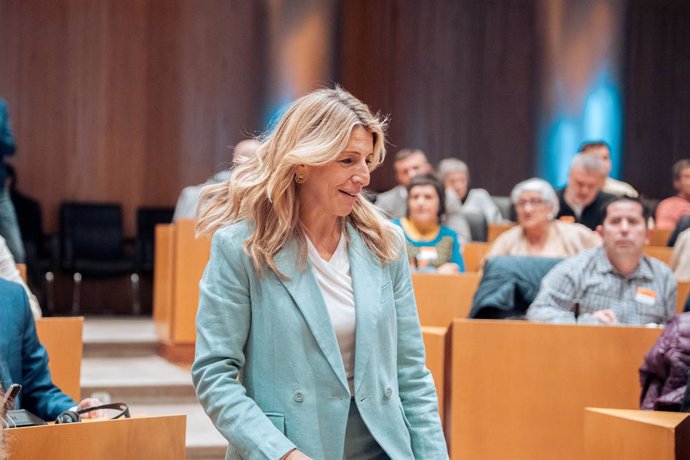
xmin=486 ymin=178 xmax=601 ymax=259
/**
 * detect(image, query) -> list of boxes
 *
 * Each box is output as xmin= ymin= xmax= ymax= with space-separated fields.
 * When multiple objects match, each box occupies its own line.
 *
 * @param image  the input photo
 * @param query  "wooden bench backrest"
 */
xmin=35 ymin=316 xmax=83 ymax=401
xmin=450 ymin=319 xmax=662 ymax=460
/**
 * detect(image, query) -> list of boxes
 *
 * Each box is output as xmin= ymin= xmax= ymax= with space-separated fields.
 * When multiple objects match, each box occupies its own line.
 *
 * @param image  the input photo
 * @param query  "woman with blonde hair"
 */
xmin=193 ymin=87 xmax=447 ymax=460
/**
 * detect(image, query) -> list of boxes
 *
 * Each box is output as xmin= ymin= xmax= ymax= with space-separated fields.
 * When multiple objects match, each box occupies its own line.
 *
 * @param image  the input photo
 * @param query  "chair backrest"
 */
xmin=669 ymin=215 xmax=690 ymax=247
xmin=136 ymin=207 xmax=174 ymax=270
xmin=648 ymin=227 xmax=673 ymax=246
xmin=678 ymin=281 xmax=690 ymax=313
xmin=412 ymin=272 xmax=481 ymax=327
xmin=642 ymin=245 xmax=673 ymax=267
xmin=487 ymin=222 xmax=516 ymax=243
xmin=60 ymin=202 xmax=125 ymax=264
xmin=464 ymin=211 xmax=487 ymax=242
xmin=462 ymin=241 xmax=492 ymax=272
xmin=35 ymin=316 xmax=83 ymax=401
xmin=491 ymin=195 xmax=513 ymax=221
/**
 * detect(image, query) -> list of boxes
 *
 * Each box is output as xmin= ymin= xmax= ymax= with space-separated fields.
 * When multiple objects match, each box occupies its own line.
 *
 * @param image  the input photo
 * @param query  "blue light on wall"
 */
xmin=538 ymin=69 xmax=623 ymax=188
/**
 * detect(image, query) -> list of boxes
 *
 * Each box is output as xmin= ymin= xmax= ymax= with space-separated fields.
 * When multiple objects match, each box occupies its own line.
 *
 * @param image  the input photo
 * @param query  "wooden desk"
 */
xmin=462 ymin=242 xmax=491 ymax=272
xmin=17 ymin=262 xmax=27 ymax=281
xmin=649 ymin=228 xmax=673 ymax=247
xmin=422 ymin=326 xmax=450 ymax=429
xmin=450 ymin=319 xmax=663 ymax=460
xmin=584 ymin=408 xmax=690 ymax=460
xmin=35 ymin=317 xmax=83 ymax=401
xmin=5 ymin=414 xmax=186 ymax=459
xmin=643 ymin=245 xmax=673 ymax=266
xmin=153 ymin=220 xmax=211 ymax=362
xmin=487 ymin=223 xmax=515 ymax=243
xmin=412 ymin=272 xmax=481 ymax=327
xmin=678 ymin=281 xmax=690 ymax=313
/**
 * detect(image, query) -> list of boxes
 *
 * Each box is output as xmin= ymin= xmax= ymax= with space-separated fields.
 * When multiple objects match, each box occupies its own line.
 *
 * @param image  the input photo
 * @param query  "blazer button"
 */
xmin=293 ymin=390 xmax=305 ymax=403
xmin=384 ymin=387 xmax=393 ymax=398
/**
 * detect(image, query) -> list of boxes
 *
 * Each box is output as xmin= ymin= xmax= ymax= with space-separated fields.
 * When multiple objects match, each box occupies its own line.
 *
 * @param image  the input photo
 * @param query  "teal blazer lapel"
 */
xmin=346 ymin=225 xmax=384 ymax=394
xmin=274 ymin=238 xmax=350 ymax=394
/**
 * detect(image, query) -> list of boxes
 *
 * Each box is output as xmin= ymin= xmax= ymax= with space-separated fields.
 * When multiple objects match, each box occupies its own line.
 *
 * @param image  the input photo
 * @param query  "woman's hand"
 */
xmin=437 ymin=262 xmax=460 ymax=274
xmin=281 ymin=449 xmax=313 ymax=460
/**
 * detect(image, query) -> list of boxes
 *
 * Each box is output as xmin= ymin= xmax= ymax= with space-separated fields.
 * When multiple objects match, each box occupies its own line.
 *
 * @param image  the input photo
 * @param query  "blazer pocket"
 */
xmin=264 ymin=412 xmax=286 ymax=435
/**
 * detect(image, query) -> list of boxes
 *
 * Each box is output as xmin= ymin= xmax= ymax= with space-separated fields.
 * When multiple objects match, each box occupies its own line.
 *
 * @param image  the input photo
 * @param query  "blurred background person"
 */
xmin=0 ymin=98 xmax=24 ymax=263
xmin=375 ymin=148 xmax=432 ymax=219
xmin=394 ymin=173 xmax=465 ymax=274
xmin=173 ymin=138 xmax=261 ymax=222
xmin=438 ymin=158 xmax=503 ymax=224
xmin=578 ymin=140 xmax=638 ymax=197
xmin=487 ymin=178 xmax=600 ymax=259
xmin=656 ymin=159 xmax=690 ymax=230
xmin=557 ymin=154 xmax=615 ymax=230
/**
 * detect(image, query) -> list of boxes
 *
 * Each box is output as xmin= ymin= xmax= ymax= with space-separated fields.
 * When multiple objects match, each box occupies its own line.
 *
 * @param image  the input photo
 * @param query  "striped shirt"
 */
xmin=527 ymin=247 xmax=676 ymax=325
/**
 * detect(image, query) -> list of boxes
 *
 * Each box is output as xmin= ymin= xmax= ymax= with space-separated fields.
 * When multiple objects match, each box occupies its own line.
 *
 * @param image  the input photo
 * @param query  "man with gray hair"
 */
xmin=556 ymin=154 xmax=616 ymax=230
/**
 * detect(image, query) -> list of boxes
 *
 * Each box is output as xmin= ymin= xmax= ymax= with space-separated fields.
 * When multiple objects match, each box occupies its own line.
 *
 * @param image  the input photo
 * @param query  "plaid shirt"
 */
xmin=527 ymin=247 xmax=677 ymax=325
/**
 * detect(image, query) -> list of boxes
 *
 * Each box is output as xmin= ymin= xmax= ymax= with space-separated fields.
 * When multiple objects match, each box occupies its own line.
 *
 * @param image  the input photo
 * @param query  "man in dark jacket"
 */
xmin=557 ymin=153 xmax=616 ymax=230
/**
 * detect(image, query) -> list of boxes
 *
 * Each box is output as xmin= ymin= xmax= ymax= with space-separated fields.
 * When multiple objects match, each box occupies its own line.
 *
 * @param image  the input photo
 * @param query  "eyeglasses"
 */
xmin=516 ymin=198 xmax=546 ymax=209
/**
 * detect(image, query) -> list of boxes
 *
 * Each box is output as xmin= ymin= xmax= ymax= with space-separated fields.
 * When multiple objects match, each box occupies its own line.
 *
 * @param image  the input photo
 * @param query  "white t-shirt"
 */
xmin=306 ymin=234 xmax=356 ymax=394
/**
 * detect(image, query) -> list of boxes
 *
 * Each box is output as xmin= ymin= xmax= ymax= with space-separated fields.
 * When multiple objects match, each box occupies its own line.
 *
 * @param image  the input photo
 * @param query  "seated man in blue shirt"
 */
xmin=0 ymin=278 xmax=99 ymax=420
xmin=527 ymin=196 xmax=676 ymax=325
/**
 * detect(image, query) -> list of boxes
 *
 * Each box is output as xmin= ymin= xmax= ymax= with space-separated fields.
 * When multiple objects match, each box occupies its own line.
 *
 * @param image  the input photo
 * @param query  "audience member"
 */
xmin=437 ymin=158 xmax=503 ymax=224
xmin=527 ymin=196 xmax=676 ymax=325
xmin=375 ymin=148 xmax=432 ymax=219
xmin=486 ymin=178 xmax=600 ymax=259
xmin=393 ymin=173 xmax=465 ymax=274
xmin=578 ymin=140 xmax=638 ymax=197
xmin=376 ymin=149 xmax=472 ymax=241
xmin=0 ymin=99 xmax=24 ymax=263
xmin=640 ymin=313 xmax=690 ymax=411
xmin=173 ymin=138 xmax=261 ymax=221
xmin=655 ymin=159 xmax=690 ymax=230
xmin=0 ymin=278 xmax=100 ymax=421
xmin=0 ymin=234 xmax=41 ymax=318
xmin=672 ymin=228 xmax=690 ymax=281
xmin=557 ymin=154 xmax=616 ymax=230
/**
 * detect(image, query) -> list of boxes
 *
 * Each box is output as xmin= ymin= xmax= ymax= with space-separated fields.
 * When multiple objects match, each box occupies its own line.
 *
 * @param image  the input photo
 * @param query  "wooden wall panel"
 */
xmin=339 ymin=0 xmax=538 ymax=196
xmin=0 ymin=0 xmax=265 ymax=235
xmin=623 ymin=0 xmax=690 ymax=199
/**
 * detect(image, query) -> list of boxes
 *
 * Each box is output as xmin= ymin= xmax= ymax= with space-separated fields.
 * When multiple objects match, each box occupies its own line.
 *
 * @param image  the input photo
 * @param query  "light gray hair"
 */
xmin=570 ymin=153 xmax=607 ymax=175
xmin=437 ymin=158 xmax=469 ymax=182
xmin=510 ymin=178 xmax=559 ymax=217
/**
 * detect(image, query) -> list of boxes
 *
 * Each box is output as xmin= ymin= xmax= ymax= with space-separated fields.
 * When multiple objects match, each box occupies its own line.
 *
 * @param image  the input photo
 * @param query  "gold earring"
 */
xmin=294 ymin=171 xmax=306 ymax=184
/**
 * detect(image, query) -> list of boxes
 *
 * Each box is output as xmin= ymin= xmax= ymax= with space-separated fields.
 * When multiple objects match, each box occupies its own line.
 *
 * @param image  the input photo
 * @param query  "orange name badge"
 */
xmin=559 ymin=216 xmax=576 ymax=223
xmin=635 ymin=287 xmax=657 ymax=305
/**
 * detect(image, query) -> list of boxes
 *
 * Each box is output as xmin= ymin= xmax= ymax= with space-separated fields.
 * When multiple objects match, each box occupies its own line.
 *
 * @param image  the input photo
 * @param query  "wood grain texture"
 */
xmin=35 ymin=316 xmax=83 ymax=401
xmin=584 ymin=408 xmax=690 ymax=460
xmin=412 ymin=272 xmax=481 ymax=327
xmin=6 ymin=414 xmax=186 ymax=459
xmin=450 ymin=319 xmax=662 ymax=460
xmin=0 ymin=0 xmax=265 ymax=235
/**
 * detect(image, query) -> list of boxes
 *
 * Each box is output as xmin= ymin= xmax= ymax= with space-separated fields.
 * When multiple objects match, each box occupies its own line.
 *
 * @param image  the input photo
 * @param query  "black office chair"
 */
xmin=59 ymin=202 xmax=137 ymax=315
xmin=135 ymin=207 xmax=174 ymax=273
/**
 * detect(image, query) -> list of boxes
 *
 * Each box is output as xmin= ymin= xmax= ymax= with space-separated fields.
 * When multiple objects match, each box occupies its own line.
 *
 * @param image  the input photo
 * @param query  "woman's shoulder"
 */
xmin=211 ymin=221 xmax=252 ymax=249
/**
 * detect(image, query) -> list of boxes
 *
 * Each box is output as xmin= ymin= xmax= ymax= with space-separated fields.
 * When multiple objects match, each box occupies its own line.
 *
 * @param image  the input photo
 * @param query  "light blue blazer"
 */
xmin=192 ymin=222 xmax=448 ymax=460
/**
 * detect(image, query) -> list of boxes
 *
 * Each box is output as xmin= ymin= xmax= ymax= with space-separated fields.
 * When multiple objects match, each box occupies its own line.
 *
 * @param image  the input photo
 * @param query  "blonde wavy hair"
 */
xmin=196 ymin=86 xmax=401 ymax=278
